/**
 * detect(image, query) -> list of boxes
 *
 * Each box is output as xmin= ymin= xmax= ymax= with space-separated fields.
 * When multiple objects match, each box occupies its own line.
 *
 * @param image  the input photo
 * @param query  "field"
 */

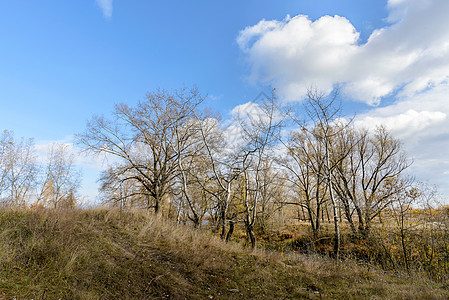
xmin=0 ymin=207 xmax=447 ymax=299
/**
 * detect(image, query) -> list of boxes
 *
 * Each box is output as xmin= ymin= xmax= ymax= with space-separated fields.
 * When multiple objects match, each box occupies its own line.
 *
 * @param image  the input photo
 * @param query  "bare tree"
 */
xmin=356 ymin=127 xmax=411 ymax=237
xmin=0 ymin=130 xmax=13 ymax=199
xmin=300 ymin=88 xmax=351 ymax=259
xmin=236 ymin=90 xmax=285 ymax=248
xmin=281 ymin=127 xmax=329 ymax=235
xmin=169 ymin=98 xmax=215 ymax=227
xmin=77 ymin=87 xmax=205 ymax=214
xmin=193 ymin=116 xmax=240 ymax=239
xmin=255 ymin=160 xmax=288 ymax=232
xmin=389 ymin=178 xmax=418 ymax=273
xmin=0 ymin=130 xmax=38 ymax=206
xmin=331 ymin=125 xmax=360 ymax=235
xmin=38 ymin=143 xmax=81 ymax=208
xmin=333 ymin=127 xmax=411 ymax=238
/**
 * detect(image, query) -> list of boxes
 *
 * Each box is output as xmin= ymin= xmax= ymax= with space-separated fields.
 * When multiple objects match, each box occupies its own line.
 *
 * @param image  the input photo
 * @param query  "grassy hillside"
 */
xmin=0 ymin=208 xmax=447 ymax=299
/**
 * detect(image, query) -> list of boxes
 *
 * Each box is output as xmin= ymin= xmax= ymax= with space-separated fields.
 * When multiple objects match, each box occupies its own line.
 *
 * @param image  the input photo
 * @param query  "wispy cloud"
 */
xmin=95 ymin=0 xmax=113 ymax=19
xmin=34 ymin=136 xmax=118 ymax=172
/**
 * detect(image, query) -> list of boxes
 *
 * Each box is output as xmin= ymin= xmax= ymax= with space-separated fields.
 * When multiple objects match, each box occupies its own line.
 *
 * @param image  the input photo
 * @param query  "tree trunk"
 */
xmin=226 ymin=221 xmax=235 ymax=242
xmin=341 ymin=198 xmax=357 ymax=235
xmin=325 ymin=139 xmax=340 ymax=259
xmin=247 ymin=225 xmax=256 ymax=249
xmin=354 ymin=204 xmax=365 ymax=238
xmin=307 ymin=205 xmax=317 ymax=235
xmin=220 ymin=208 xmax=227 ymax=240
xmin=400 ymin=213 xmax=410 ymax=273
xmin=330 ymin=194 xmax=340 ymax=259
xmin=220 ymin=190 xmax=230 ymax=240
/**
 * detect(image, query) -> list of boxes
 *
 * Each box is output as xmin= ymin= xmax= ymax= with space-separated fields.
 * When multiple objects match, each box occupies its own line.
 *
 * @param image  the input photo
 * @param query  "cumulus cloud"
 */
xmin=237 ymin=0 xmax=449 ymax=198
xmin=231 ymin=102 xmax=266 ymax=120
xmin=95 ymin=0 xmax=113 ymax=19
xmin=237 ymin=0 xmax=449 ymax=104
xmin=238 ymin=15 xmax=359 ymax=101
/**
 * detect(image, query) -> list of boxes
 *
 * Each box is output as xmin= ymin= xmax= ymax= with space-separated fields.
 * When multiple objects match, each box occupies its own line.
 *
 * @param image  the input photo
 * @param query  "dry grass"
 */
xmin=0 ymin=207 xmax=447 ymax=299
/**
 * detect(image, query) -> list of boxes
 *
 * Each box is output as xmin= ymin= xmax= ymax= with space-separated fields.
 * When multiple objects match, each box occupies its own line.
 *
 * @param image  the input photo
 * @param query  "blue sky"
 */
xmin=1 ymin=0 xmax=449 ymax=202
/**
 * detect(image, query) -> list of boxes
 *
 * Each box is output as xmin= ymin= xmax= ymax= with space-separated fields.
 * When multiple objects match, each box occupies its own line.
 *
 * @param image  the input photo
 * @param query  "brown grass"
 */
xmin=0 ymin=207 xmax=447 ymax=299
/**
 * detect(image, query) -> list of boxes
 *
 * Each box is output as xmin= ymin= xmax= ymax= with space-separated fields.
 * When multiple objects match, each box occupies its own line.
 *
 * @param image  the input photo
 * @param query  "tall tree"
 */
xmin=282 ymin=127 xmax=329 ymax=235
xmin=300 ymin=88 xmax=351 ymax=259
xmin=333 ymin=127 xmax=411 ymax=237
xmin=77 ymin=86 xmax=205 ymax=214
xmin=236 ymin=90 xmax=285 ymax=248
xmin=193 ymin=116 xmax=240 ymax=239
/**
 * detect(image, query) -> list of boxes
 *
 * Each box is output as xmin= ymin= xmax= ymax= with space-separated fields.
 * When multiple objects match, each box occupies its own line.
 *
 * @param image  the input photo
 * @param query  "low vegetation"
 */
xmin=1 ymin=207 xmax=448 ymax=299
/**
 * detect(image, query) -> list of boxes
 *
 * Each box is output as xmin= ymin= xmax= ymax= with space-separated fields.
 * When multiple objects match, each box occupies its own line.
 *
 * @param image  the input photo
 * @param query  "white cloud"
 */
xmin=34 ymin=137 xmax=76 ymax=164
xmin=238 ymin=14 xmax=359 ymax=101
xmin=237 ymin=0 xmax=449 ymax=104
xmin=237 ymin=0 xmax=449 ymax=200
xmin=356 ymin=109 xmax=446 ymax=139
xmin=95 ymin=0 xmax=113 ymax=19
xmin=231 ymin=102 xmax=264 ymax=118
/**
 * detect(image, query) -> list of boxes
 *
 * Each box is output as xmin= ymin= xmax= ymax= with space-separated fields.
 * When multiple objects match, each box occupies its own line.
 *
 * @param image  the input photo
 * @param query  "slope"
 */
xmin=0 ymin=208 xmax=446 ymax=299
